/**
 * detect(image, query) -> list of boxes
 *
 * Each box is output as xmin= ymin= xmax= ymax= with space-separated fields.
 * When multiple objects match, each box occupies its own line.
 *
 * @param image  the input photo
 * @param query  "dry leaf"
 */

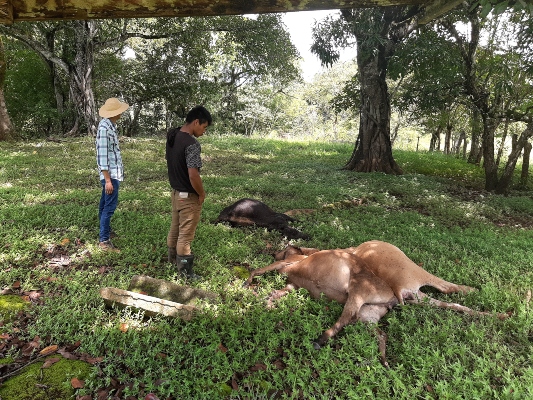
xmin=61 ymin=238 xmax=71 ymax=246
xmin=40 ymin=345 xmax=58 ymax=355
xmin=85 ymin=356 xmax=104 ymax=365
xmin=71 ymin=377 xmax=85 ymax=389
xmin=119 ymin=323 xmax=129 ymax=333
xmin=231 ymin=377 xmax=239 ymax=390
xmin=250 ymin=363 xmax=267 ymax=372
xmin=58 ymin=348 xmax=78 ymax=360
xmin=217 ymin=343 xmax=228 ymax=353
xmin=42 ymin=357 xmax=61 ymax=368
xmin=12 ymin=281 xmax=21 ymax=289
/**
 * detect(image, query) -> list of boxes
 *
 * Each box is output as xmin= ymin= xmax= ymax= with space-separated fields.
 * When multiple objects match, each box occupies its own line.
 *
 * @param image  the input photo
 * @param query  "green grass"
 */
xmin=0 ymin=135 xmax=532 ymax=399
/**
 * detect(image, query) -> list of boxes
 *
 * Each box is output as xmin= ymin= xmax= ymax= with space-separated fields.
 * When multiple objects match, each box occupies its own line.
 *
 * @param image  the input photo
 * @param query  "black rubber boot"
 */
xmin=168 ymin=246 xmax=177 ymax=263
xmin=176 ymin=254 xmax=201 ymax=281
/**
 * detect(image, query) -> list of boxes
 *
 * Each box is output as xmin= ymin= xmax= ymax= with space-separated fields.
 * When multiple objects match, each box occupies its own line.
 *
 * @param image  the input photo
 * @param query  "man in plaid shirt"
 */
xmin=96 ymin=98 xmax=129 ymax=251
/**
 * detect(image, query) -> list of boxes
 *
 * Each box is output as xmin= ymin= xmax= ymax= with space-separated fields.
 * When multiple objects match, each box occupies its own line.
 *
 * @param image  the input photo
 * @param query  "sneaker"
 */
xmin=99 ymin=240 xmax=120 ymax=252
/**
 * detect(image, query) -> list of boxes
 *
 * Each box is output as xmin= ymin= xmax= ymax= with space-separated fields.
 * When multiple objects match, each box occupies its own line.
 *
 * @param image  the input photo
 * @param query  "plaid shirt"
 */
xmin=95 ymin=118 xmax=124 ymax=181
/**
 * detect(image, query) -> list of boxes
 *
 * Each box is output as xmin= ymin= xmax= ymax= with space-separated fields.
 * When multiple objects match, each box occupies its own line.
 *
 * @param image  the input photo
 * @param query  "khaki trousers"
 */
xmin=167 ymin=191 xmax=202 ymax=255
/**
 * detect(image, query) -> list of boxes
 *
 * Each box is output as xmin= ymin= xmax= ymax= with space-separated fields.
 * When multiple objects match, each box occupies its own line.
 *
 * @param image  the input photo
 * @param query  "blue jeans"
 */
xmin=99 ymin=179 xmax=119 ymax=242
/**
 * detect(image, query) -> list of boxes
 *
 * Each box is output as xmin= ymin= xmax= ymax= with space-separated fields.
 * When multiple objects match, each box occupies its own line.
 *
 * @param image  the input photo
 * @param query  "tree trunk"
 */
xmin=481 ymin=115 xmax=499 ymax=191
xmin=468 ymin=108 xmax=482 ymax=164
xmin=343 ymin=18 xmax=402 ymax=174
xmin=429 ymin=126 xmax=441 ymax=151
xmin=70 ymin=20 xmax=98 ymax=136
xmin=495 ymin=118 xmax=510 ymax=167
xmin=495 ymin=123 xmax=533 ymax=194
xmin=453 ymin=130 xmax=465 ymax=156
xmin=444 ymin=122 xmax=452 ymax=155
xmin=0 ymin=36 xmax=14 ymax=141
xmin=520 ymin=141 xmax=531 ymax=188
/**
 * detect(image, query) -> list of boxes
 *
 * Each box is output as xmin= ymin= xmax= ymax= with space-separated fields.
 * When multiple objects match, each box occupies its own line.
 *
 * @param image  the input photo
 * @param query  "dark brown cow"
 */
xmin=245 ymin=241 xmax=508 ymax=366
xmin=214 ymin=198 xmax=310 ymax=240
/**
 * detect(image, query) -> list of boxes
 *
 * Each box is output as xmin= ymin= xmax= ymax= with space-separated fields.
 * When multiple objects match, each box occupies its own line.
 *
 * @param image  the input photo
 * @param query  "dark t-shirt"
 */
xmin=166 ymin=128 xmax=202 ymax=194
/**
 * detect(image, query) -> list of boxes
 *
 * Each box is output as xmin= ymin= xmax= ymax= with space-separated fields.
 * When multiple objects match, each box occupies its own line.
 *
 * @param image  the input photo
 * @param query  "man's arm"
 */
xmin=188 ymin=167 xmax=205 ymax=205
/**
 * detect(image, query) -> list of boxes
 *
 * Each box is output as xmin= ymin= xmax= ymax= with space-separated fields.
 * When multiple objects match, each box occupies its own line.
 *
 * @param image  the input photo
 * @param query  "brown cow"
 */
xmin=245 ymin=241 xmax=508 ymax=366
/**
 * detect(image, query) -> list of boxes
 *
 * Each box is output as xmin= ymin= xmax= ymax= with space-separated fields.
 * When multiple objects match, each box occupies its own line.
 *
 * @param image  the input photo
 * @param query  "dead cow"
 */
xmin=214 ymin=198 xmax=310 ymax=240
xmin=245 ymin=241 xmax=508 ymax=367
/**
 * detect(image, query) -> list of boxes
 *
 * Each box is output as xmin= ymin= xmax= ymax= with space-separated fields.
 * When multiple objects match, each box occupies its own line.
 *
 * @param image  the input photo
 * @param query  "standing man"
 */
xmin=96 ymin=97 xmax=129 ymax=251
xmin=166 ymin=106 xmax=212 ymax=279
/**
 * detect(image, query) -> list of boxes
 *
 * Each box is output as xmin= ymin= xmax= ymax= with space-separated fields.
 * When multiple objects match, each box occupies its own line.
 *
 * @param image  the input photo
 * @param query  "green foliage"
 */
xmin=1 ymin=137 xmax=532 ymax=398
xmin=3 ymin=39 xmax=59 ymax=138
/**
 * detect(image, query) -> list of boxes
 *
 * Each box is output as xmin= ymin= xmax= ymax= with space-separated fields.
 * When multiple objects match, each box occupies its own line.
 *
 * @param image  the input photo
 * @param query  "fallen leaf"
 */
xmin=61 ymin=238 xmax=70 ymax=246
xmin=71 ymin=377 xmax=85 ymax=389
xmin=231 ymin=377 xmax=239 ymax=390
xmin=40 ymin=345 xmax=59 ymax=355
xmin=144 ymin=394 xmax=160 ymax=400
xmin=77 ymin=396 xmax=92 ymax=400
xmin=12 ymin=281 xmax=21 ymax=289
xmin=273 ymin=359 xmax=286 ymax=370
xmin=250 ymin=363 xmax=267 ymax=372
xmin=97 ymin=389 xmax=110 ymax=400
xmin=67 ymin=340 xmax=82 ymax=351
xmin=119 ymin=323 xmax=129 ymax=333
xmin=217 ymin=343 xmax=228 ymax=353
xmin=84 ymin=356 xmax=104 ymax=365
xmin=42 ymin=357 xmax=61 ymax=368
xmin=58 ymin=348 xmax=78 ymax=360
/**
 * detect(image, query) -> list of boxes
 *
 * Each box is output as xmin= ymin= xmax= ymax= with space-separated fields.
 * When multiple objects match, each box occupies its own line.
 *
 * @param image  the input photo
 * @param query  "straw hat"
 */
xmin=99 ymin=98 xmax=129 ymax=118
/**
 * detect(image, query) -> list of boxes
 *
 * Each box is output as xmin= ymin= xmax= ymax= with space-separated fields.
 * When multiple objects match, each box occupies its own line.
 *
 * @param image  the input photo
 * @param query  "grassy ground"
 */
xmin=0 ymin=135 xmax=532 ymax=399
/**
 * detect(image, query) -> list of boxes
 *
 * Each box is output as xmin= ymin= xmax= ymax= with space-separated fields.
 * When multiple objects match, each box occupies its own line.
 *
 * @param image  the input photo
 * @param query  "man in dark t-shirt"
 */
xmin=166 ymin=106 xmax=212 ymax=279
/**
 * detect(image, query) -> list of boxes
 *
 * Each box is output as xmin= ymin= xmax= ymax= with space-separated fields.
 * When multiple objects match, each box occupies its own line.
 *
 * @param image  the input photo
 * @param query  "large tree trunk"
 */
xmin=69 ymin=20 xmax=98 ymax=136
xmin=344 ymin=49 xmax=402 ymax=173
xmin=343 ymin=8 xmax=408 ymax=174
xmin=0 ymin=36 xmax=14 ymax=141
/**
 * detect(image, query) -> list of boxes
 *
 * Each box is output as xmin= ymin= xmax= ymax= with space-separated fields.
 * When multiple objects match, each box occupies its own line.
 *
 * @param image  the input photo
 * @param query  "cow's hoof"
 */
xmin=312 ymin=341 xmax=321 ymax=350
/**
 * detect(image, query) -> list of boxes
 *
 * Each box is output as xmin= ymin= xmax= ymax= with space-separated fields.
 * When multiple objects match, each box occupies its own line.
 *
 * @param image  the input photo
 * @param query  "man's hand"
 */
xmin=105 ymin=180 xmax=114 ymax=195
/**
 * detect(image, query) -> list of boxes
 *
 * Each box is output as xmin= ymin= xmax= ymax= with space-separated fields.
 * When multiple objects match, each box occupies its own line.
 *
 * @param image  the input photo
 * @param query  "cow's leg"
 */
xmin=426 ymin=279 xmax=477 ymax=295
xmin=242 ymin=260 xmax=292 ymax=288
xmin=405 ymin=291 xmax=509 ymax=320
xmin=243 ymin=256 xmax=306 ymax=288
xmin=313 ymin=288 xmax=365 ymax=349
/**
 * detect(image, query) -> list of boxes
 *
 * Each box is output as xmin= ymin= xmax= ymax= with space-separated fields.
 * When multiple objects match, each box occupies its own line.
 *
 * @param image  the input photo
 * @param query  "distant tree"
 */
xmin=311 ymin=7 xmax=421 ymax=174
xmin=439 ymin=3 xmax=533 ymax=193
xmin=1 ymin=15 xmax=299 ymax=137
xmin=3 ymin=38 xmax=60 ymax=137
xmin=0 ymin=36 xmax=13 ymax=140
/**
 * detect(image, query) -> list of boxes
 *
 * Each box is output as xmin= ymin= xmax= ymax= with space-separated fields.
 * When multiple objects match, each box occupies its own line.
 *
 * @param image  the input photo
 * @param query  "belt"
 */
xmin=173 ymin=190 xmax=197 ymax=197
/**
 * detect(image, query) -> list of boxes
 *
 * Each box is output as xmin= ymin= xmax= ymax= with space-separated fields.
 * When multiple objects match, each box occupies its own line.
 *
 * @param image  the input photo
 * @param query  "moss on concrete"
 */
xmin=0 ymin=356 xmax=93 ymax=400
